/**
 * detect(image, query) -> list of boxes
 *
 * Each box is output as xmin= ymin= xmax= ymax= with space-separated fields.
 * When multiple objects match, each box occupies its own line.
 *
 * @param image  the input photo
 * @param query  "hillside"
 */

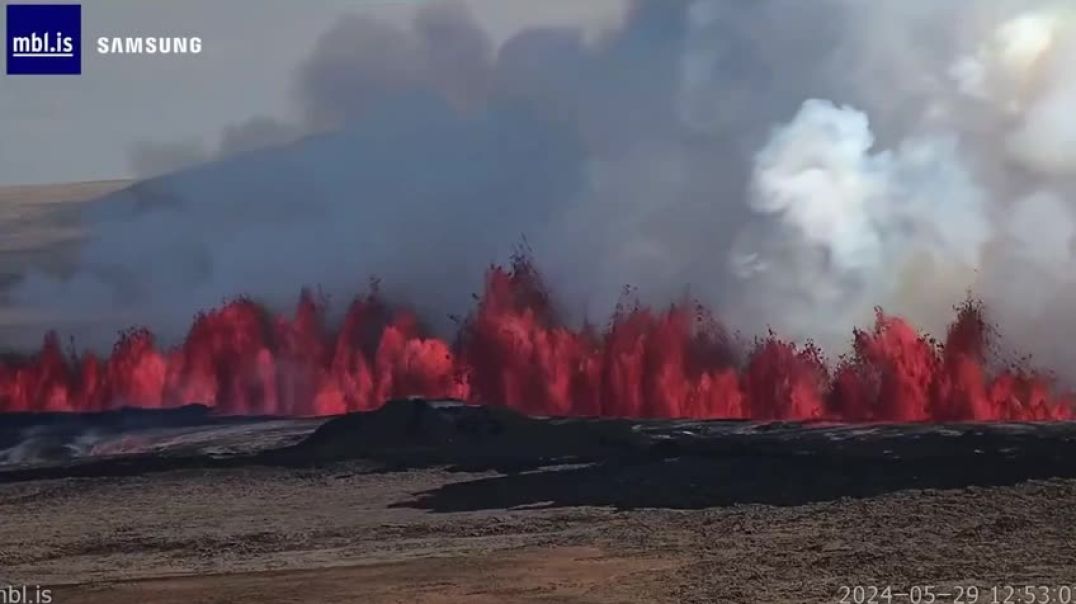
xmin=0 ymin=179 xmax=132 ymax=333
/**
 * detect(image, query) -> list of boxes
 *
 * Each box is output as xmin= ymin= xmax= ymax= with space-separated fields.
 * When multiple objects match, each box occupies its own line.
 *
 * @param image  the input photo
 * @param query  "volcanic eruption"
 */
xmin=1 ymin=253 xmax=1070 ymax=421
xmin=5 ymin=2 xmax=1076 ymax=422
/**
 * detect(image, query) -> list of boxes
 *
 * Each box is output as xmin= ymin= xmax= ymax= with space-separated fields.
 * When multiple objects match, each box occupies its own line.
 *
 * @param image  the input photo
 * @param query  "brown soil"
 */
xmin=57 ymin=546 xmax=677 ymax=604
xmin=4 ymin=463 xmax=1076 ymax=603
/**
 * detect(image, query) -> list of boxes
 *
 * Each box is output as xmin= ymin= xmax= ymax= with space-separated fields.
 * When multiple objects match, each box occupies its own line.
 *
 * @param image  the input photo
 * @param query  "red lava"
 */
xmin=1 ymin=255 xmax=1071 ymax=421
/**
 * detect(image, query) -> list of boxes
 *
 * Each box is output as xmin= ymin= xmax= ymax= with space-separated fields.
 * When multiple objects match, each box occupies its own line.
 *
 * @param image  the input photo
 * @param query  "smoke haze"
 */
xmin=8 ymin=0 xmax=1076 ymax=380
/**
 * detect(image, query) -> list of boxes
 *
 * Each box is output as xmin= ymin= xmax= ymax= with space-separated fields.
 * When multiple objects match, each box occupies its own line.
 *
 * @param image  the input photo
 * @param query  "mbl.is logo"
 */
xmin=6 ymin=4 xmax=81 ymax=75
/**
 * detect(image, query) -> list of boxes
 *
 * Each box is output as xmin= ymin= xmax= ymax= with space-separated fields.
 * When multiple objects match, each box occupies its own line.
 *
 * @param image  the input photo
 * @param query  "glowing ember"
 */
xmin=1 ymin=256 xmax=1072 ymax=420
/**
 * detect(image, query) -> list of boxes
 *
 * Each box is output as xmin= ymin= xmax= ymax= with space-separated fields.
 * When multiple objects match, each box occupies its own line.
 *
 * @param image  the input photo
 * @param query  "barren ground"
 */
xmin=3 ymin=455 xmax=1076 ymax=602
xmin=3 ymin=403 xmax=1076 ymax=603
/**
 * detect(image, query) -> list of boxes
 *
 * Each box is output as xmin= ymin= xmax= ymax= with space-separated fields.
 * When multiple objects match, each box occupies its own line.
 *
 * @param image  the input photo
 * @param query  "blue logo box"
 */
xmin=6 ymin=4 xmax=81 ymax=75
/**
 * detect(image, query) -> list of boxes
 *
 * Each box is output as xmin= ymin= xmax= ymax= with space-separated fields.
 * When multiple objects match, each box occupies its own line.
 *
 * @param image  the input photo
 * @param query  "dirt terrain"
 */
xmin=3 ymin=402 xmax=1076 ymax=603
xmin=3 ymin=465 xmax=1076 ymax=603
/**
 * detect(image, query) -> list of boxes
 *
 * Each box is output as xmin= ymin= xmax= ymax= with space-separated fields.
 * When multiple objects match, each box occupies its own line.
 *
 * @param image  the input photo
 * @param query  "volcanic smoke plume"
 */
xmin=5 ymin=1 xmax=1076 ymax=420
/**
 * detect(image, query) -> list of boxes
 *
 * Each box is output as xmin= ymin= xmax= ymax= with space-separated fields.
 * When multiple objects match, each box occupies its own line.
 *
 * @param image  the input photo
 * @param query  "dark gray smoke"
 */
xmin=10 ymin=0 xmax=1076 ymax=379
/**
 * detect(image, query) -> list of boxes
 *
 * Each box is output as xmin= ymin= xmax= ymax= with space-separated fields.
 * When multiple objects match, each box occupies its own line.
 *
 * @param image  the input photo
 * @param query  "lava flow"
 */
xmin=0 ymin=256 xmax=1072 ymax=421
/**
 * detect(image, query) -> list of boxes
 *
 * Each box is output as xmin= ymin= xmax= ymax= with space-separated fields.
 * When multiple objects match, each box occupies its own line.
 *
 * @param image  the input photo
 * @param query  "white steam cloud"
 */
xmin=732 ymin=100 xmax=990 ymax=346
xmin=6 ymin=0 xmax=1076 ymax=380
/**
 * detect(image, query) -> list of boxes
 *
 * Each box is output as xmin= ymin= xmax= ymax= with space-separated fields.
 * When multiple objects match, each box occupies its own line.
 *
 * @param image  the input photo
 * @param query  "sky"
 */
xmin=0 ymin=0 xmax=625 ymax=185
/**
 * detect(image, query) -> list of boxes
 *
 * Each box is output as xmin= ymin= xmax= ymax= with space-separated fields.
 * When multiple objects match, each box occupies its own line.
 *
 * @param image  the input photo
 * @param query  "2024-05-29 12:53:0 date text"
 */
xmin=838 ymin=585 xmax=1076 ymax=603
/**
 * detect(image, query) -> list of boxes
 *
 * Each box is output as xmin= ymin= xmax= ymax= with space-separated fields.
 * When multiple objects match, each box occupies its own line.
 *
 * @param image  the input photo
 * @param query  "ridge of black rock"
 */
xmin=0 ymin=403 xmax=214 ymax=431
xmin=262 ymin=398 xmax=651 ymax=471
xmin=7 ymin=400 xmax=1076 ymax=508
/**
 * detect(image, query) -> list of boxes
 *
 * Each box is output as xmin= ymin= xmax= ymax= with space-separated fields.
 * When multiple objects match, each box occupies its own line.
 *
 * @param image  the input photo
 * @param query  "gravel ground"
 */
xmin=3 ymin=462 xmax=1076 ymax=603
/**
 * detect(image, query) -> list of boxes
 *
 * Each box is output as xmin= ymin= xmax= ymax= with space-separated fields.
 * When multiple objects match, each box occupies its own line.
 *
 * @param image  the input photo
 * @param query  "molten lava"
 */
xmin=1 ymin=256 xmax=1071 ymax=421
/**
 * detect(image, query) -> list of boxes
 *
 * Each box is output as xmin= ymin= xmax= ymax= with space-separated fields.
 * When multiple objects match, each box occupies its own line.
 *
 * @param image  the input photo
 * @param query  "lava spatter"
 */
xmin=0 ymin=258 xmax=1071 ymax=421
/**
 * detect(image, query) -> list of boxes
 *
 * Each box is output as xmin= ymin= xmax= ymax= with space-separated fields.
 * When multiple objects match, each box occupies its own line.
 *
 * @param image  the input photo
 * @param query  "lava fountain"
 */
xmin=0 ymin=255 xmax=1071 ymax=421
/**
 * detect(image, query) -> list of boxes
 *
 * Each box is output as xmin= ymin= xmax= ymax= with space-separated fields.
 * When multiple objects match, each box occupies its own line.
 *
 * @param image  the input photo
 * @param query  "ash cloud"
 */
xmin=10 ymin=0 xmax=1076 ymax=379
